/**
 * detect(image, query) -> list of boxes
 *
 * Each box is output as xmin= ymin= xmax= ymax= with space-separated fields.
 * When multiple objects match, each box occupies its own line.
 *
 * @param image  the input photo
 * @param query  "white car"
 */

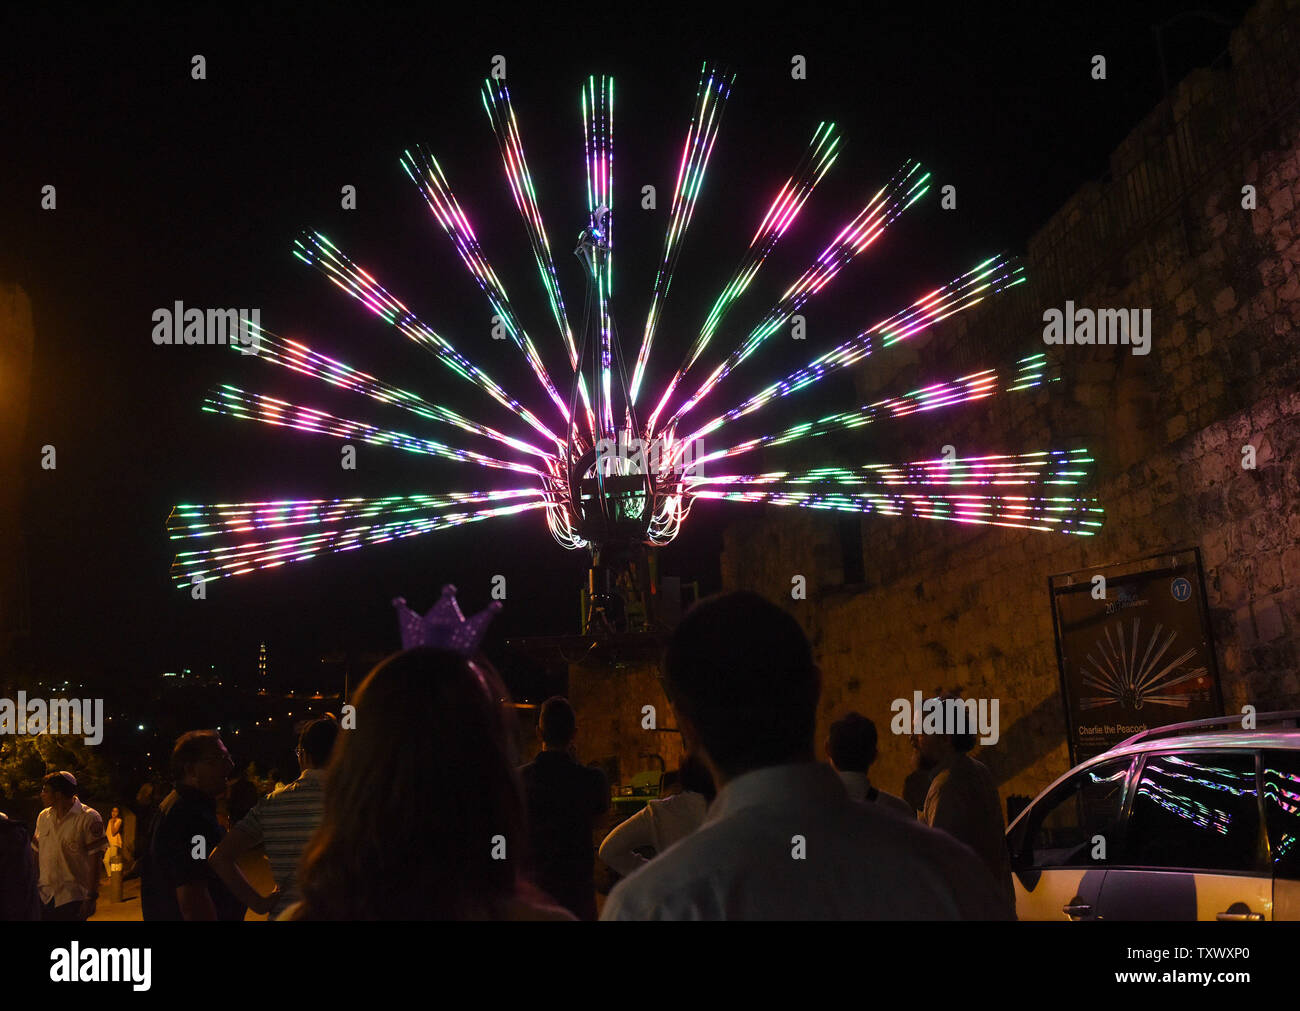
xmin=1005 ymin=711 xmax=1300 ymax=920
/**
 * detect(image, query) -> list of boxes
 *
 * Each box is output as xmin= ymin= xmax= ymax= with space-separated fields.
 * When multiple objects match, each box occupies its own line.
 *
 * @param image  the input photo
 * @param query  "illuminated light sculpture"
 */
xmin=169 ymin=62 xmax=1104 ymax=613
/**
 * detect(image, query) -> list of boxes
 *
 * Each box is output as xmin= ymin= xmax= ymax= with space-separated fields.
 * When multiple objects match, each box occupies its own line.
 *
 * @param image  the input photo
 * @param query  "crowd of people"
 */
xmin=6 ymin=591 xmax=1016 ymax=921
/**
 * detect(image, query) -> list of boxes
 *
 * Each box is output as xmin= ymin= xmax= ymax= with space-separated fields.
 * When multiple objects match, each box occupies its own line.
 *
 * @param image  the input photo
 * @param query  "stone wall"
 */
xmin=721 ymin=0 xmax=1300 ymax=807
xmin=566 ymin=656 xmax=686 ymax=785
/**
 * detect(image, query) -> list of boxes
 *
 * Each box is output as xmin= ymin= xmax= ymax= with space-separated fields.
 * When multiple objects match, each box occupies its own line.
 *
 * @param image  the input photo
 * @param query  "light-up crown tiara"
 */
xmin=393 ymin=585 xmax=502 ymax=655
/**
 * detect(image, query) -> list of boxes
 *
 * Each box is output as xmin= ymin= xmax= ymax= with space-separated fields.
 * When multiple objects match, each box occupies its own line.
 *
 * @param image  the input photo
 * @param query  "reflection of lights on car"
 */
xmin=1088 ymin=767 xmax=1127 ymax=787
xmin=1136 ymin=781 xmax=1224 ymax=833
xmin=1147 ymin=756 xmax=1253 ymax=797
xmin=1263 ymin=767 xmax=1300 ymax=816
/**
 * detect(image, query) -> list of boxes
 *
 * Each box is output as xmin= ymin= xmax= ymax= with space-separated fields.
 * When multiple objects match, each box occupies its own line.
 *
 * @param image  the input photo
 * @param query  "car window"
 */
xmin=1262 ymin=750 xmax=1300 ymax=879
xmin=1016 ymin=758 xmax=1132 ymax=869
xmin=1124 ymin=751 xmax=1260 ymax=873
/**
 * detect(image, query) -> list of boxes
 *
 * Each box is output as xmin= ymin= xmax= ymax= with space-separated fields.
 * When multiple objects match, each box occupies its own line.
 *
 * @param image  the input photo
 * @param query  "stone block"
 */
xmin=1236 ymin=605 xmax=1258 ymax=647
xmin=1281 ymin=151 xmax=1300 ymax=184
xmin=1217 ymin=565 xmax=1245 ymax=606
xmin=1273 ymin=218 xmax=1297 ymax=252
xmin=1283 ymin=545 xmax=1300 ymax=587
xmin=1254 ymin=597 xmax=1286 ymax=643
xmin=1268 ymin=185 xmax=1295 ymax=218
xmin=1257 ymin=554 xmax=1285 ymax=594
xmin=1252 ymin=206 xmax=1274 ymax=238
xmin=1204 ymin=534 xmax=1231 ymax=569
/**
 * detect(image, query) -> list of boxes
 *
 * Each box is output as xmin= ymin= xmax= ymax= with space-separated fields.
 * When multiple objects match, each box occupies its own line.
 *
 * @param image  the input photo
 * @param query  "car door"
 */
xmin=1007 ymin=756 xmax=1134 ymax=920
xmin=1096 ymin=749 xmax=1271 ymax=921
xmin=1262 ymin=749 xmax=1300 ymax=921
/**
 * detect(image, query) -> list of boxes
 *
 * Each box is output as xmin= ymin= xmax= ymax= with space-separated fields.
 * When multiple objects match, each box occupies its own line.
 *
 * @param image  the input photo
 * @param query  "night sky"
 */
xmin=3 ymin=2 xmax=1252 ymax=687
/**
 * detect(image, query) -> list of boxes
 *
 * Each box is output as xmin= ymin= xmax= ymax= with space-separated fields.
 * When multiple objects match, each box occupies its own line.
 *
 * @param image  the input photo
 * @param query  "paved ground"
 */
xmin=89 ymin=852 xmax=609 ymax=921
xmin=90 ymin=850 xmax=276 ymax=922
xmin=90 ymin=875 xmax=144 ymax=922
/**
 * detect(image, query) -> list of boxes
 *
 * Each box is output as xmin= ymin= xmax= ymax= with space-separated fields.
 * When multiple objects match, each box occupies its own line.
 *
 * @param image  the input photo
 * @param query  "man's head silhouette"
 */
xmin=662 ymin=591 xmax=820 ymax=783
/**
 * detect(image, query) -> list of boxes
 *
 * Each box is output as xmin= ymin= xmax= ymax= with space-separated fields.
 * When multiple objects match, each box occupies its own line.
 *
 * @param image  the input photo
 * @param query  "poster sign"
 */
xmin=1049 ymin=548 xmax=1223 ymax=765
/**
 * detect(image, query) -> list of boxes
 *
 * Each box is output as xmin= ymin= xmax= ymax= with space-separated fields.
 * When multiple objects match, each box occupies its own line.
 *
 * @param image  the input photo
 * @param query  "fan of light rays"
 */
xmin=645 ymin=119 xmax=840 ymax=435
xmin=481 ymin=77 xmax=596 ymax=439
xmin=200 ymin=386 xmax=545 ymax=477
xmin=169 ymin=64 xmax=1104 ymax=589
xmin=656 ymin=158 xmax=931 ymax=436
xmin=233 ymin=322 xmax=552 ymax=462
xmin=653 ymin=254 xmax=1028 ymax=479
xmin=629 ymin=62 xmax=735 ymax=409
xmin=681 ymin=255 xmax=1026 ymax=447
xmin=685 ymin=450 xmax=1104 ymax=535
xmin=291 ymin=230 xmax=563 ymax=449
xmin=694 ymin=350 xmax=1056 ymax=468
xmin=170 ymin=492 xmax=548 ymax=584
xmin=400 ymin=146 xmax=572 ymax=427
xmin=582 ymin=73 xmax=616 ymax=436
xmin=1079 ymin=618 xmax=1211 ymax=711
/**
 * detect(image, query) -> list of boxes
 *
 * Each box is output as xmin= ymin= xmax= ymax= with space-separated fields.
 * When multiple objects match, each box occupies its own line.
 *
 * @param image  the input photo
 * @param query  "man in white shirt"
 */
xmin=32 ymin=771 xmax=106 ymax=921
xmin=598 ymin=754 xmax=715 ymax=877
xmin=601 ymin=592 xmax=1011 ymax=921
xmin=826 ymin=712 xmax=914 ymax=818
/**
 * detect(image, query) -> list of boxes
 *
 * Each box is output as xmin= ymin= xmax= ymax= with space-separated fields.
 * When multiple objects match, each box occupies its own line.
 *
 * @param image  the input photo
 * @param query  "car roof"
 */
xmin=1103 ymin=729 xmax=1300 ymax=759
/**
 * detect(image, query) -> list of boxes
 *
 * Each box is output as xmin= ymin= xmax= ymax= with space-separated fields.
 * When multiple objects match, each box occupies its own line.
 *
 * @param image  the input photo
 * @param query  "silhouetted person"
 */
xmin=226 ymin=774 xmax=260 ymax=825
xmin=33 ymin=772 xmax=105 ymax=921
xmin=602 ymin=592 xmax=1010 ymax=920
xmin=129 ymin=783 xmax=158 ymax=880
xmin=826 ymin=712 xmax=913 ymax=817
xmin=518 ymin=696 xmax=609 ymax=920
xmin=903 ymin=741 xmax=938 ymax=815
xmin=141 ymin=731 xmax=246 ymax=921
xmin=1 ymin=810 xmax=42 ymax=920
xmin=211 ymin=716 xmax=340 ymax=918
xmin=286 ymin=649 xmax=571 ymax=920
xmin=918 ymin=697 xmax=1015 ymax=915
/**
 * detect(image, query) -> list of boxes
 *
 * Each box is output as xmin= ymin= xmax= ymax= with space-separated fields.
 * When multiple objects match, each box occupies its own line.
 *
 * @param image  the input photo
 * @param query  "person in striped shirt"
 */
xmin=210 ymin=716 xmax=340 ymax=919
